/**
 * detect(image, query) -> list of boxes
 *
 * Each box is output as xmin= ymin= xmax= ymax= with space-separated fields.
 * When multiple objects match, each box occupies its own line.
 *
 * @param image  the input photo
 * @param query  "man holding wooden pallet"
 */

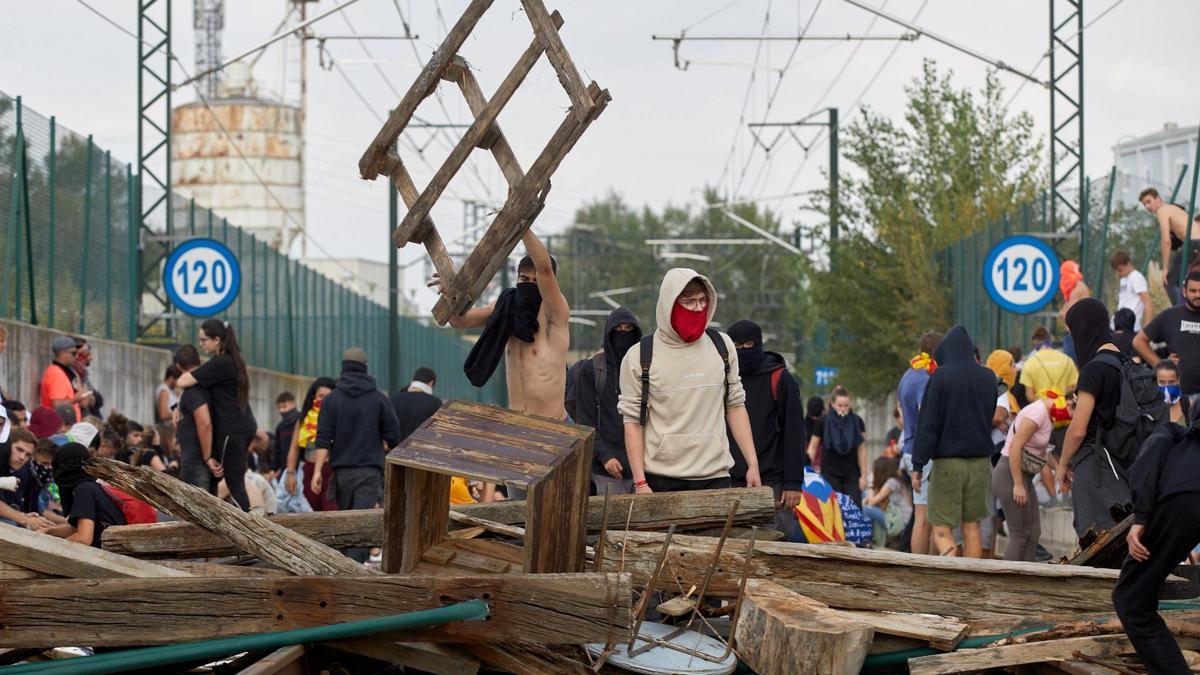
xmin=440 ymin=229 xmax=570 ymax=501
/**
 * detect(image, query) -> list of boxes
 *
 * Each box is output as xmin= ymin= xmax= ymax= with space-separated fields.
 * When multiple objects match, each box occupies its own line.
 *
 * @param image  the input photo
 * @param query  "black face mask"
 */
xmin=512 ymin=282 xmax=542 ymax=342
xmin=737 ymin=345 xmax=766 ymax=376
xmin=610 ymin=331 xmax=640 ymax=359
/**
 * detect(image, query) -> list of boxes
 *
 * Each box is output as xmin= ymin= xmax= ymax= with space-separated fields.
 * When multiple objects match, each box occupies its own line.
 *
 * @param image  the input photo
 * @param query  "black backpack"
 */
xmin=638 ymin=328 xmax=730 ymax=425
xmin=565 ymin=352 xmax=610 ymax=424
xmin=1092 ymin=351 xmax=1170 ymax=468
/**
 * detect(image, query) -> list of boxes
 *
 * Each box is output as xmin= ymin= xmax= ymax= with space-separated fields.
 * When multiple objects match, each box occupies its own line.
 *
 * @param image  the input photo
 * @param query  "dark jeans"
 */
xmin=825 ymin=473 xmax=862 ymax=506
xmin=1113 ymin=493 xmax=1200 ymax=674
xmin=645 ymin=474 xmax=731 ymax=493
xmin=333 ymin=466 xmax=383 ymax=564
xmin=217 ymin=433 xmax=251 ymax=511
xmin=179 ymin=451 xmax=218 ymax=496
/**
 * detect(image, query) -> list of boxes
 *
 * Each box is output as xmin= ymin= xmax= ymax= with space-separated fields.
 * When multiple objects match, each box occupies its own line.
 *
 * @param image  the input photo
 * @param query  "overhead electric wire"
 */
xmin=716 ymin=2 xmax=774 ymax=196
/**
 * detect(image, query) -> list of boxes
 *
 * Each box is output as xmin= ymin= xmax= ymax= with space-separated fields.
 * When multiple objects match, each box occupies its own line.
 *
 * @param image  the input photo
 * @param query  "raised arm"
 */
xmin=521 ymin=230 xmax=568 ymax=329
xmin=448 ymin=302 xmax=495 ymax=330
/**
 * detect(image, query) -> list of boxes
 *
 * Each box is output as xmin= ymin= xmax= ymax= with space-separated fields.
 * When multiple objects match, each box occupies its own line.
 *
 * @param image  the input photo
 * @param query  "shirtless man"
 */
xmin=1142 ymin=187 xmax=1197 ymax=305
xmin=441 ymin=230 xmax=569 ymax=500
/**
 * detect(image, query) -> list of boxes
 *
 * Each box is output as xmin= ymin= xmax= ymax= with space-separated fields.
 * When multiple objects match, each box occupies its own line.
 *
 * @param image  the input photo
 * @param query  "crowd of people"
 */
xmin=3 ymin=200 xmax=1200 ymax=668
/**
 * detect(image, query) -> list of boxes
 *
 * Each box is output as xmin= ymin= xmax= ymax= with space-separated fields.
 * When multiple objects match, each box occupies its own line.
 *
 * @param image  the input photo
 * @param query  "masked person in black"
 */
xmin=726 ymin=320 xmax=807 ymax=537
xmin=443 ymin=230 xmax=569 ymax=501
xmin=43 ymin=443 xmax=126 ymax=547
xmin=1058 ymin=298 xmax=1134 ymax=538
xmin=808 ymin=389 xmax=867 ymax=505
xmin=572 ymin=307 xmax=643 ymax=495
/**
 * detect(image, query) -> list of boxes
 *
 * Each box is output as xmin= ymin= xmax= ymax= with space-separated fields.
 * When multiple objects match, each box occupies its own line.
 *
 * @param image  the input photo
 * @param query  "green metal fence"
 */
xmin=0 ymin=91 xmax=502 ymax=403
xmin=938 ymin=170 xmax=1124 ymax=354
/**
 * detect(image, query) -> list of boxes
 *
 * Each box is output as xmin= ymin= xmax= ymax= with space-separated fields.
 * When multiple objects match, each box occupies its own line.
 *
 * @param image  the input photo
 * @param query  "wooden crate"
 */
xmin=382 ymin=400 xmax=593 ymax=575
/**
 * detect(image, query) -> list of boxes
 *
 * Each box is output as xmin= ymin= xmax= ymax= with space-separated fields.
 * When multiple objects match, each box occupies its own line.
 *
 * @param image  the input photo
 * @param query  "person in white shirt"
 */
xmin=1111 ymin=250 xmax=1153 ymax=331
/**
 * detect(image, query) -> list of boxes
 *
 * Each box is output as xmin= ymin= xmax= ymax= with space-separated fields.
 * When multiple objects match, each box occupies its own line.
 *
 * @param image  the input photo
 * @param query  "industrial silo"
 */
xmin=171 ymin=63 xmax=304 ymax=251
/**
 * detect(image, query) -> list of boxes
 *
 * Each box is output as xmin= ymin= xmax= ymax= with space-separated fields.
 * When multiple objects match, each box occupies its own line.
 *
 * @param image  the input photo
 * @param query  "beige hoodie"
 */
xmin=618 ymin=268 xmax=746 ymax=480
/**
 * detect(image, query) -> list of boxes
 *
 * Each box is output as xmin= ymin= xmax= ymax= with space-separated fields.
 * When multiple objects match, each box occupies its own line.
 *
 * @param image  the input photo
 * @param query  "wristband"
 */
xmin=633 ymin=480 xmax=648 ymax=488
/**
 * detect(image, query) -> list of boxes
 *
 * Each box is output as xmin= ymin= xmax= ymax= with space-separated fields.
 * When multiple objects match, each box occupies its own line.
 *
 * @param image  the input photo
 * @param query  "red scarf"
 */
xmin=670 ymin=304 xmax=708 ymax=343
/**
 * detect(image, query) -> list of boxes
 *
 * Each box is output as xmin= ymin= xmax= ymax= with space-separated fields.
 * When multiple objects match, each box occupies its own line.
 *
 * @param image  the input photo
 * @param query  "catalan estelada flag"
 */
xmin=794 ymin=469 xmax=845 ymax=544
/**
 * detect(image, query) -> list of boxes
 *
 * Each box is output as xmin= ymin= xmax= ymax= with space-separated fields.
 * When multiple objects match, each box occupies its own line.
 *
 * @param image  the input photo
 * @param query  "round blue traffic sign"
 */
xmin=982 ymin=235 xmax=1060 ymax=315
xmin=163 ymin=238 xmax=241 ymax=317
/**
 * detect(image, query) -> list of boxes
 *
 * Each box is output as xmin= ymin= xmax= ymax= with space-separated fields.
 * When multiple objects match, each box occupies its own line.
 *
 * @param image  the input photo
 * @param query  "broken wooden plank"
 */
xmin=392 ymin=17 xmax=563 ymax=247
xmin=906 ymin=634 xmax=1200 ymax=675
xmin=839 ymin=610 xmax=969 ymax=652
xmin=431 ymin=82 xmax=611 ymax=323
xmin=0 ymin=522 xmax=190 ymax=579
xmin=87 ymin=457 xmax=373 ymax=577
xmin=358 ymin=0 xmax=496 ymax=179
xmin=1068 ymin=515 xmax=1132 ymax=569
xmin=326 ymin=640 xmax=480 ymax=675
xmin=735 ymin=579 xmax=873 ymax=675
xmin=384 ymin=464 xmax=451 ymax=573
xmin=0 ymin=561 xmax=49 ymax=581
xmin=0 ymin=572 xmax=631 ymax=648
xmin=234 ymin=645 xmax=306 ymax=675
xmin=462 ymin=643 xmax=591 ymax=675
xmin=102 ymin=487 xmax=776 ymax=558
xmin=519 ymin=0 xmax=593 ymax=120
xmin=603 ymin=530 xmax=1172 ymax=620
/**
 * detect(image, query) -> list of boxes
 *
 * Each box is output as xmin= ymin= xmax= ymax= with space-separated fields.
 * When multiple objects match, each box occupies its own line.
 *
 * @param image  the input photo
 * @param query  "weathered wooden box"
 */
xmin=382 ymin=400 xmax=593 ymax=574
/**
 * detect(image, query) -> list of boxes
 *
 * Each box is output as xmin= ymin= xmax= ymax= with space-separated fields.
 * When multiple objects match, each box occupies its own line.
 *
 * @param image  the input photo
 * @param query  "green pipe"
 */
xmin=1094 ymin=166 xmax=1117 ymax=293
xmin=79 ymin=135 xmax=94 ymax=334
xmin=1178 ymin=125 xmax=1200 ymax=285
xmin=48 ymin=115 xmax=56 ymax=327
xmin=0 ymin=600 xmax=488 ymax=675
xmin=863 ymin=602 xmax=1200 ymax=669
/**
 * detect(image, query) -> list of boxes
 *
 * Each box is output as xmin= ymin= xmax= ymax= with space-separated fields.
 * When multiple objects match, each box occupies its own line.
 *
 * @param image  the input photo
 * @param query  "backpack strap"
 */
xmin=771 ymin=368 xmax=783 ymax=400
xmin=638 ymin=334 xmax=655 ymax=425
xmin=706 ymin=328 xmax=731 ymax=411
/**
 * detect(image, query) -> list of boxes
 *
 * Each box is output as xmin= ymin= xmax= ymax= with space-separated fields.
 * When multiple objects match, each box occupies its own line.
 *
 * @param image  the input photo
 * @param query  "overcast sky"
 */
xmin=5 ymin=0 xmax=1199 ymax=312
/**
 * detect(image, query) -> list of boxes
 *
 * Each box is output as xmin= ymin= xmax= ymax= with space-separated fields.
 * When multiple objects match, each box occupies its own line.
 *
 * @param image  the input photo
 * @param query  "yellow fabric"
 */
xmin=910 ymin=352 xmax=935 ymax=372
xmin=1018 ymin=348 xmax=1079 ymax=404
xmin=986 ymin=350 xmax=1019 ymax=413
xmin=449 ymin=476 xmax=476 ymax=505
xmin=296 ymin=403 xmax=320 ymax=449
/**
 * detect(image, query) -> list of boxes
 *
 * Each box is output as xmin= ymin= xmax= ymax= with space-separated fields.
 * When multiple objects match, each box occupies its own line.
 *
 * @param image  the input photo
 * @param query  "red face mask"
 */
xmin=671 ymin=303 xmax=708 ymax=343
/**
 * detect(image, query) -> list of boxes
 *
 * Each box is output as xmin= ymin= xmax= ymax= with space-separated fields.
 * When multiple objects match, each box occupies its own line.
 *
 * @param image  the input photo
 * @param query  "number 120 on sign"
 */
xmin=163 ymin=238 xmax=242 ymax=317
xmin=982 ymin=235 xmax=1060 ymax=315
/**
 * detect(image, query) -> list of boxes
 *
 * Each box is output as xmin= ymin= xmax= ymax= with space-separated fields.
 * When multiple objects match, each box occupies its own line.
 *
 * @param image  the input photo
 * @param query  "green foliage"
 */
xmin=807 ymin=61 xmax=1043 ymax=398
xmin=554 ymin=189 xmax=812 ymax=381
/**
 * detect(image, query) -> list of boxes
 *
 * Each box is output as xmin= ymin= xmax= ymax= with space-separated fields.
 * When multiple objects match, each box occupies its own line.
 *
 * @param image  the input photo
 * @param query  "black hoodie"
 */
xmin=726 ymin=351 xmax=807 ymax=490
xmin=1128 ymin=421 xmax=1200 ymax=525
xmin=911 ymin=325 xmax=998 ymax=473
xmin=315 ymin=361 xmax=402 ymax=471
xmin=574 ymin=307 xmax=642 ymax=479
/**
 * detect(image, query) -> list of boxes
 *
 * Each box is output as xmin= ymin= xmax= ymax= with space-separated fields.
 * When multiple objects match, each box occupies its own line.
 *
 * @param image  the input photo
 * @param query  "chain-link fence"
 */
xmin=1 ymin=91 xmax=503 ymax=403
xmin=938 ymin=168 xmax=1172 ymax=355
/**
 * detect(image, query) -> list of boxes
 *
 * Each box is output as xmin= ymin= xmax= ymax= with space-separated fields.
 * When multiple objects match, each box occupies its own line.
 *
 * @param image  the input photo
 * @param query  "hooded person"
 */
xmin=1112 ymin=307 xmax=1138 ymax=358
xmin=1058 ymin=297 xmax=1137 ymax=538
xmin=573 ymin=307 xmax=643 ymax=495
xmin=726 ymin=320 xmax=807 ymax=530
xmin=617 ymin=269 xmax=762 ymax=494
xmin=312 ymin=348 xmax=401 ymax=563
xmin=49 ymin=442 xmax=126 ymax=546
xmin=911 ymin=325 xmax=998 ymax=558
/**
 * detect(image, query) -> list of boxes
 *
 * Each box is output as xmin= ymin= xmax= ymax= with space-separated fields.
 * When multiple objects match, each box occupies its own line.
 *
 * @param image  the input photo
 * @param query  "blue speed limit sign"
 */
xmin=983 ymin=235 xmax=1060 ymax=314
xmin=163 ymin=238 xmax=241 ymax=317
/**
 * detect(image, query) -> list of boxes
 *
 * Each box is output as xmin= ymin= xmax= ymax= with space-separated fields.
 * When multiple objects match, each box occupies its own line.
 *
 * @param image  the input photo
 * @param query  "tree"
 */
xmin=807 ymin=61 xmax=1043 ymax=398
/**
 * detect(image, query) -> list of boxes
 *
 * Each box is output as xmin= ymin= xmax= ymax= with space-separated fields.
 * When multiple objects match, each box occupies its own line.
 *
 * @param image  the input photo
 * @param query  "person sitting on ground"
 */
xmin=911 ymin=325 xmax=997 ymax=558
xmin=863 ymin=455 xmax=909 ymax=549
xmin=806 ymin=389 xmax=867 ymax=505
xmin=0 ymin=429 xmax=51 ymax=529
xmin=28 ymin=406 xmax=62 ymax=441
xmin=1141 ymin=186 xmax=1200 ymax=306
xmin=1154 ymin=359 xmax=1191 ymax=426
xmin=39 ymin=442 xmax=126 ymax=547
xmin=572 ymin=308 xmax=643 ymax=496
xmin=727 ymin=319 xmax=807 ymax=534
xmin=618 ymin=269 xmax=762 ymax=495
xmin=390 ymin=367 xmax=444 ymax=443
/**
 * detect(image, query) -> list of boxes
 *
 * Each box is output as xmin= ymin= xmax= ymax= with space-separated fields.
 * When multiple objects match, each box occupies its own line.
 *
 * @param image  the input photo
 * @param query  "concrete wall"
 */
xmin=0 ymin=320 xmax=310 ymax=430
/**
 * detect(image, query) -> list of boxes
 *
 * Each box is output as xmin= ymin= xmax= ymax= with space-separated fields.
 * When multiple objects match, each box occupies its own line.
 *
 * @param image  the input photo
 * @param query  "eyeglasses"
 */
xmin=677 ymin=296 xmax=709 ymax=311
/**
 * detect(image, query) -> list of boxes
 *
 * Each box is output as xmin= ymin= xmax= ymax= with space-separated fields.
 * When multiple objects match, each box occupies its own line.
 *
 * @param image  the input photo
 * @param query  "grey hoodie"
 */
xmin=618 ymin=268 xmax=746 ymax=480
